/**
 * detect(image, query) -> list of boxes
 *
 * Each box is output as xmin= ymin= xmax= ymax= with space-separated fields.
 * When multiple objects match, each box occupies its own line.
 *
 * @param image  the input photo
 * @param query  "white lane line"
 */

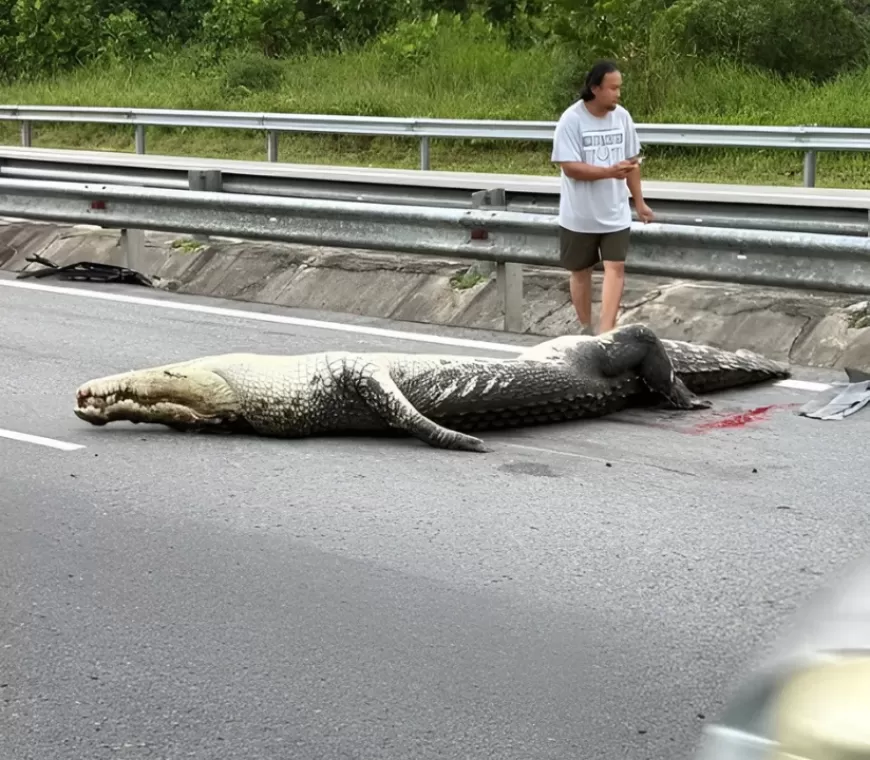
xmin=502 ymin=441 xmax=606 ymax=462
xmin=0 ymin=278 xmax=835 ymax=392
xmin=775 ymin=378 xmax=834 ymax=392
xmin=0 ymin=279 xmax=520 ymax=353
xmin=0 ymin=427 xmax=84 ymax=451
xmin=502 ymin=442 xmax=699 ymax=476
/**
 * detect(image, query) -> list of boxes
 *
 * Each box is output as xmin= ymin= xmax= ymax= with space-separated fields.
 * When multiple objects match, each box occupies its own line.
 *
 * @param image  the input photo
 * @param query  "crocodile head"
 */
xmin=74 ymin=362 xmax=244 ymax=430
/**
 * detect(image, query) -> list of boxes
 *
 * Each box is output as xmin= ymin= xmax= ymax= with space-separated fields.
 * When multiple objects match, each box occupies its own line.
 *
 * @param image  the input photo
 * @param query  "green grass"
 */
xmin=450 ymin=270 xmax=488 ymax=290
xmin=170 ymin=237 xmax=205 ymax=253
xmin=3 ymin=26 xmax=870 ymax=189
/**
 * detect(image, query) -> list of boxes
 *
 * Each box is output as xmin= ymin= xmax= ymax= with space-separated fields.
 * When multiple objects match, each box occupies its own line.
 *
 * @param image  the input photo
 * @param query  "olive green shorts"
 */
xmin=558 ymin=226 xmax=631 ymax=271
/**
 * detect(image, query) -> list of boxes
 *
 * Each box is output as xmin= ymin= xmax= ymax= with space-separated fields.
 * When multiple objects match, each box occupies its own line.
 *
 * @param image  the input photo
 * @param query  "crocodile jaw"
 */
xmin=74 ymin=366 xmax=241 ymax=428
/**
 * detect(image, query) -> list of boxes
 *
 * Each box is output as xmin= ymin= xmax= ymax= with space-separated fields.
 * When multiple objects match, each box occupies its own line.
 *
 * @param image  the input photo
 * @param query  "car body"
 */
xmin=694 ymin=554 xmax=870 ymax=760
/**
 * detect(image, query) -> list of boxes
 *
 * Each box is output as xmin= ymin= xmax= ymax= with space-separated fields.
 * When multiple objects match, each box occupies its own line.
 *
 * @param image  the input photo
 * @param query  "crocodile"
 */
xmin=73 ymin=324 xmax=790 ymax=452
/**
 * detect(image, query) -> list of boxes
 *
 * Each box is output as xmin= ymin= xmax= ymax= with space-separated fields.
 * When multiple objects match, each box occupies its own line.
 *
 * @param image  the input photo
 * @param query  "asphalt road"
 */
xmin=1 ymin=274 xmax=868 ymax=760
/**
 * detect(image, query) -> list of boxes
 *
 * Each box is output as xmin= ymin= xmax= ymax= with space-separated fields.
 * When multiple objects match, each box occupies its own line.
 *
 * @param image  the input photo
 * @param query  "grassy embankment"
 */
xmin=2 ymin=26 xmax=870 ymax=188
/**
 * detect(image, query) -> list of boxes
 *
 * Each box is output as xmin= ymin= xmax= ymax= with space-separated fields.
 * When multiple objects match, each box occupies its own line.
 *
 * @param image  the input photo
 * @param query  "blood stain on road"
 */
xmin=688 ymin=403 xmax=801 ymax=434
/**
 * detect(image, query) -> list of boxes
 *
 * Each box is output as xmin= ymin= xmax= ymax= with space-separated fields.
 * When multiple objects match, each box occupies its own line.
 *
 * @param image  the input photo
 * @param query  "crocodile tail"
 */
xmin=661 ymin=339 xmax=791 ymax=394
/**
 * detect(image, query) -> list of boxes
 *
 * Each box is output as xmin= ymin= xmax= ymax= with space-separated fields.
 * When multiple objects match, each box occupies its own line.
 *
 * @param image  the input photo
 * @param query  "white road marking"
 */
xmin=775 ymin=378 xmax=834 ymax=392
xmin=502 ymin=442 xmax=607 ymax=462
xmin=0 ymin=279 xmax=519 ymax=352
xmin=502 ymin=442 xmax=699 ymax=476
xmin=0 ymin=278 xmax=836 ymax=392
xmin=0 ymin=427 xmax=84 ymax=451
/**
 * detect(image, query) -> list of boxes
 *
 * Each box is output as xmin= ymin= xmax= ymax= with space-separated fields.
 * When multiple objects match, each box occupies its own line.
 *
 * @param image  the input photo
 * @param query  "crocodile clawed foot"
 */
xmin=687 ymin=397 xmax=713 ymax=410
xmin=456 ymin=435 xmax=490 ymax=453
xmin=662 ymin=378 xmax=713 ymax=411
xmin=434 ymin=432 xmax=490 ymax=452
xmin=667 ymin=394 xmax=712 ymax=411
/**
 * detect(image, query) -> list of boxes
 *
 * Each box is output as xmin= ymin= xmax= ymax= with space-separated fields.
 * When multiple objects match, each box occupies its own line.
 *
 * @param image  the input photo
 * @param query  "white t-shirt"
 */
xmin=550 ymin=101 xmax=640 ymax=234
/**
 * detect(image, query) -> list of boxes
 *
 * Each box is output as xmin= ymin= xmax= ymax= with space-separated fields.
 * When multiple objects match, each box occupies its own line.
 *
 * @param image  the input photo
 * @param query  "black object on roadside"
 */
xmin=16 ymin=254 xmax=153 ymax=287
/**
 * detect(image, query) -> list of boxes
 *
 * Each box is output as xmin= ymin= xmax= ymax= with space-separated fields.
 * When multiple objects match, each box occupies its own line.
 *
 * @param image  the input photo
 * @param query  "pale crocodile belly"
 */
xmin=240 ymin=392 xmax=390 ymax=436
xmin=218 ymin=357 xmax=389 ymax=437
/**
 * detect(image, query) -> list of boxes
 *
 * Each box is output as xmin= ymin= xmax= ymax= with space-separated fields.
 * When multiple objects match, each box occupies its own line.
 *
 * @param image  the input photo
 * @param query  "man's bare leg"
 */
xmin=598 ymin=260 xmax=625 ymax=333
xmin=569 ymin=267 xmax=593 ymax=329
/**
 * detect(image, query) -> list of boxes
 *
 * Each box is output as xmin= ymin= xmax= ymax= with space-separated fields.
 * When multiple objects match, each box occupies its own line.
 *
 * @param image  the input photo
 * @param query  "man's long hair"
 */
xmin=579 ymin=59 xmax=620 ymax=102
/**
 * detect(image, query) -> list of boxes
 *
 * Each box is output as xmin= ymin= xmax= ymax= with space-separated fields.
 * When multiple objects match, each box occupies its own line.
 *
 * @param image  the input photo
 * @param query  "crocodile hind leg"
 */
xmin=595 ymin=324 xmax=712 ymax=410
xmin=355 ymin=364 xmax=489 ymax=452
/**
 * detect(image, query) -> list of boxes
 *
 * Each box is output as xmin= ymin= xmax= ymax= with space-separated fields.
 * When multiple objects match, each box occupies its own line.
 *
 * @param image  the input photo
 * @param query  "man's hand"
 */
xmin=635 ymin=200 xmax=654 ymax=223
xmin=608 ymin=160 xmax=636 ymax=179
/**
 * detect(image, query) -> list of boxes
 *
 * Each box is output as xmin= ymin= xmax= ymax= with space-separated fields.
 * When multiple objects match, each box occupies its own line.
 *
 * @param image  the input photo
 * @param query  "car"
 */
xmin=693 ymin=553 xmax=870 ymax=759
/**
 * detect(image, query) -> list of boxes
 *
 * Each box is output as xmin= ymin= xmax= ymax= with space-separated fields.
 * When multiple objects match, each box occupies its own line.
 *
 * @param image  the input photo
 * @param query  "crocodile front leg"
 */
xmin=594 ymin=324 xmax=712 ymax=410
xmin=352 ymin=361 xmax=488 ymax=452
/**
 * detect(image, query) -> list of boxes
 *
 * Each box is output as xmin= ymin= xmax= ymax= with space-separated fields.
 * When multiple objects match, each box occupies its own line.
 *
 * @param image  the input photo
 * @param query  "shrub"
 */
xmin=201 ymin=0 xmax=306 ymax=58
xmin=222 ymin=51 xmax=285 ymax=93
xmin=662 ymin=0 xmax=870 ymax=81
xmin=98 ymin=9 xmax=155 ymax=63
xmin=12 ymin=0 xmax=104 ymax=76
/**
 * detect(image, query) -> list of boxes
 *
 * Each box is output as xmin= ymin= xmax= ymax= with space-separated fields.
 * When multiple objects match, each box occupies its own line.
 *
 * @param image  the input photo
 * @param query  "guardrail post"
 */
xmin=20 ymin=121 xmax=32 ymax=147
xmin=497 ymin=258 xmax=524 ymax=333
xmin=121 ymin=132 xmax=149 ymax=269
xmin=420 ymin=137 xmax=430 ymax=170
xmin=470 ymin=188 xmax=523 ymax=332
xmin=803 ymin=151 xmax=817 ymax=187
xmin=267 ymin=131 xmax=279 ymax=162
xmin=135 ymin=125 xmax=146 ymax=154
xmin=469 ymin=189 xmax=499 ymax=278
xmin=120 ymin=228 xmax=146 ymax=273
xmin=188 ymin=169 xmax=223 ymax=242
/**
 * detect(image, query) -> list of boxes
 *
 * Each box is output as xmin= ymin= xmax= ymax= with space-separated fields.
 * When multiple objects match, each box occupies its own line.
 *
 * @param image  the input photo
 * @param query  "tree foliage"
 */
xmin=0 ymin=0 xmax=867 ymax=85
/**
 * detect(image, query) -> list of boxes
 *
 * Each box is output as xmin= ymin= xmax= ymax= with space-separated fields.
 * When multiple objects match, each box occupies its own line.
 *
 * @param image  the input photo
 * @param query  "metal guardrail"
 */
xmin=1 ymin=105 xmax=867 ymax=186
xmin=1 ymin=177 xmax=869 ymax=332
xmin=2 ymin=147 xmax=870 ymax=238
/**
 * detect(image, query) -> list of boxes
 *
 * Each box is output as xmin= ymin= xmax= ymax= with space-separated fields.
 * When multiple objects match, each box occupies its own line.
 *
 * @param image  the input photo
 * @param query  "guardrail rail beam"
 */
xmin=1 ymin=178 xmax=870 ymax=331
xmin=5 ymin=106 xmax=870 ymax=187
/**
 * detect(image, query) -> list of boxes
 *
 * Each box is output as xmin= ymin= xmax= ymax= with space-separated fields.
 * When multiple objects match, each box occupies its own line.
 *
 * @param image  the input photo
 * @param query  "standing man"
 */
xmin=551 ymin=59 xmax=654 ymax=334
